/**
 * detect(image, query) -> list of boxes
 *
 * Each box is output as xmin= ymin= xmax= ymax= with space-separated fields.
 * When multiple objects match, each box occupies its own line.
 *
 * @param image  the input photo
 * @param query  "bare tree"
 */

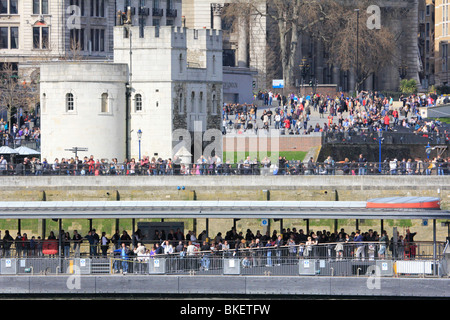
xmin=224 ymin=0 xmax=396 ymax=93
xmin=0 ymin=63 xmax=39 ymax=131
xmin=326 ymin=1 xmax=396 ymax=93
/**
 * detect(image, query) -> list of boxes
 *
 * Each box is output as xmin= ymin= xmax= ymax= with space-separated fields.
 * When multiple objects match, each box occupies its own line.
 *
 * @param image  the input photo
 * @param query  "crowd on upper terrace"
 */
xmin=222 ymin=90 xmax=449 ymax=137
xmin=0 ymin=113 xmax=40 ymax=149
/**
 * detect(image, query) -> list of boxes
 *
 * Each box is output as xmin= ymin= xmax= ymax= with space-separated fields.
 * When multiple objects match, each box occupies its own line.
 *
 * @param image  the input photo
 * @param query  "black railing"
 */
xmin=0 ymin=161 xmax=448 ymax=176
xmin=0 ymin=240 xmax=443 ymax=261
xmin=166 ymin=8 xmax=177 ymax=18
xmin=323 ymin=130 xmax=450 ymax=145
xmin=152 ymin=7 xmax=163 ymax=16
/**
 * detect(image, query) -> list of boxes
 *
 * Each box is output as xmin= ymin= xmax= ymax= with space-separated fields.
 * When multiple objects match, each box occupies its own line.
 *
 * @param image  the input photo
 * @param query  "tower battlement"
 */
xmin=113 ymin=26 xmax=222 ymax=51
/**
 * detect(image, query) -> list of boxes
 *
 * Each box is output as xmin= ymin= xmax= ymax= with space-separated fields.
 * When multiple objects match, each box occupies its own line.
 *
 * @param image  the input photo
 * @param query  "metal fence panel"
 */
xmin=148 ymin=257 xmax=166 ymax=274
xmin=223 ymin=258 xmax=240 ymax=275
xmin=376 ymin=260 xmax=394 ymax=277
xmin=298 ymin=259 xmax=317 ymax=275
xmin=395 ymin=260 xmax=434 ymax=275
xmin=1 ymin=258 xmax=17 ymax=274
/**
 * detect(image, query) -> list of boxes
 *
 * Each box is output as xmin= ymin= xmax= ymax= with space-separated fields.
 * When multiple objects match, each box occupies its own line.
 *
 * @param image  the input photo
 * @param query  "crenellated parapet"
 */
xmin=113 ymin=25 xmax=222 ymax=51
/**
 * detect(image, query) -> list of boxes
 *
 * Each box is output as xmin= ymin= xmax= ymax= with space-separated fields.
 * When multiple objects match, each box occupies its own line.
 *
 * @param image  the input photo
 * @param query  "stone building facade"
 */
xmin=435 ymin=0 xmax=450 ymax=86
xmin=0 ymin=0 xmax=116 ymax=80
xmin=39 ymin=24 xmax=223 ymax=163
xmin=182 ymin=0 xmax=267 ymax=100
xmin=182 ymin=0 xmax=422 ymax=94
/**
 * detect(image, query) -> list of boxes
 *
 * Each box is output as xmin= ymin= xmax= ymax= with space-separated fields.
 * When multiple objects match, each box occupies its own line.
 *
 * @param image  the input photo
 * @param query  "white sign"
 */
xmin=154 ymin=259 xmax=160 ymax=268
xmin=261 ymin=219 xmax=268 ymax=227
xmin=303 ymin=260 xmax=310 ymax=268
xmin=382 ymin=262 xmax=388 ymax=271
xmin=272 ymin=79 xmax=284 ymax=89
xmin=80 ymin=259 xmax=86 ymax=267
xmin=229 ymin=259 xmax=235 ymax=268
xmin=5 ymin=259 xmax=11 ymax=268
xmin=319 ymin=260 xmax=325 ymax=268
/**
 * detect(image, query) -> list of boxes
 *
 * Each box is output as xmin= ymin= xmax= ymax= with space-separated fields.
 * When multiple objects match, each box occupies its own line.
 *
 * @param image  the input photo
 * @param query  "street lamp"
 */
xmin=399 ymin=63 xmax=408 ymax=80
xmin=299 ymin=57 xmax=310 ymax=94
xmin=137 ymin=129 xmax=142 ymax=161
xmin=355 ymin=8 xmax=360 ymax=94
xmin=377 ymin=127 xmax=383 ymax=173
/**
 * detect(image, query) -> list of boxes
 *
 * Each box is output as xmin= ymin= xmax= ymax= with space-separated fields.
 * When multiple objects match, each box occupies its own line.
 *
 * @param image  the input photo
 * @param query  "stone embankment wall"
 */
xmin=0 ymin=176 xmax=447 ymax=209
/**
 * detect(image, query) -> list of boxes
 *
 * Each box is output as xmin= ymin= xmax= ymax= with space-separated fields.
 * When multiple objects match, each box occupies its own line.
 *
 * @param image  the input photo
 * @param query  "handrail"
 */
xmin=0 ymin=160 xmax=447 ymax=176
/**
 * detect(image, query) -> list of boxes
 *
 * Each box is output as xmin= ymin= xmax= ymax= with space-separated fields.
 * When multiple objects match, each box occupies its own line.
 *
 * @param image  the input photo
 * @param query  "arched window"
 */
xmin=42 ymin=93 xmax=47 ymax=113
xmin=179 ymin=53 xmax=183 ymax=73
xmin=135 ymin=93 xmax=142 ymax=112
xmin=178 ymin=92 xmax=183 ymax=114
xmin=66 ymin=93 xmax=74 ymax=112
xmin=212 ymin=93 xmax=217 ymax=115
xmin=101 ymin=93 xmax=109 ymax=113
xmin=199 ymin=91 xmax=205 ymax=113
xmin=191 ymin=91 xmax=195 ymax=113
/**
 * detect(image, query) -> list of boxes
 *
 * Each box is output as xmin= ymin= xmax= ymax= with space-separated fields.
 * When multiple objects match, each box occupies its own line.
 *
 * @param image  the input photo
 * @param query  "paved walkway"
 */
xmin=223 ymin=98 xmax=407 ymax=137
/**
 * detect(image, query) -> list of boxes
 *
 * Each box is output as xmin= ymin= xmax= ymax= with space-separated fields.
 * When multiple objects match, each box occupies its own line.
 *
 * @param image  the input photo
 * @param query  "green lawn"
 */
xmin=437 ymin=118 xmax=450 ymax=124
xmin=223 ymin=151 xmax=307 ymax=163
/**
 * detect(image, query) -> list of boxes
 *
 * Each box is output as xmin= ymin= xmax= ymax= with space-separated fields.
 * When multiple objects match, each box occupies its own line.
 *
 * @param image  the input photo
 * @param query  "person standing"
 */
xmin=15 ymin=232 xmax=22 ymax=257
xmin=63 ymin=232 xmax=71 ymax=257
xmin=405 ymin=228 xmax=417 ymax=259
xmin=275 ymin=235 xmax=283 ymax=266
xmin=92 ymin=229 xmax=100 ymax=256
xmin=3 ymin=230 xmax=13 ymax=257
xmin=85 ymin=231 xmax=95 ymax=257
xmin=111 ymin=229 xmax=121 ymax=250
xmin=72 ymin=230 xmax=82 ymax=257
xmin=100 ymin=232 xmax=110 ymax=257
xmin=114 ymin=243 xmax=130 ymax=274
xmin=357 ymin=154 xmax=367 ymax=175
xmin=378 ymin=230 xmax=389 ymax=259
xmin=354 ymin=230 xmax=365 ymax=260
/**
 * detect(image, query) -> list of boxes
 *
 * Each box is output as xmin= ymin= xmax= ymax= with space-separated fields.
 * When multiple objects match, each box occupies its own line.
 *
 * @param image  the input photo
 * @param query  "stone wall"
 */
xmin=0 ymin=176 xmax=447 ymax=208
xmin=223 ymin=134 xmax=322 ymax=153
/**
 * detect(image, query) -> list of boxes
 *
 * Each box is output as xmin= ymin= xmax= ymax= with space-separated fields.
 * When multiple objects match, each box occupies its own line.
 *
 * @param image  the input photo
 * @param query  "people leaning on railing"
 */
xmin=0 ymin=156 xmax=448 ymax=176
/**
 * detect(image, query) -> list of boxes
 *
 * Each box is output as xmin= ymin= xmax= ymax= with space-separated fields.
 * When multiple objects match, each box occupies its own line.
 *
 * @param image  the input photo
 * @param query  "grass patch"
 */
xmin=436 ymin=118 xmax=450 ymax=124
xmin=223 ymin=151 xmax=307 ymax=163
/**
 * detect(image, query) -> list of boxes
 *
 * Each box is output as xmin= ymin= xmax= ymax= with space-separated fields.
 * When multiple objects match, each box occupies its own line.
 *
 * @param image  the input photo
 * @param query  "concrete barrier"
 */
xmin=0 ymin=274 xmax=448 ymax=297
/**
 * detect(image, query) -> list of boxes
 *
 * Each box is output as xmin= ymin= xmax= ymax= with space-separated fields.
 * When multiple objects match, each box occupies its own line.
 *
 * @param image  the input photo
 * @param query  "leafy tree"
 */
xmin=399 ymin=79 xmax=418 ymax=95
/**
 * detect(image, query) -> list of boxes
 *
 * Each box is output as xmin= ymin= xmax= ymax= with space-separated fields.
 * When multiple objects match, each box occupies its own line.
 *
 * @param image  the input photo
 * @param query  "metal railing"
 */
xmin=0 ymin=240 xmax=445 ymax=266
xmin=0 ymin=160 xmax=447 ymax=176
xmin=0 ymin=240 xmax=443 ymax=258
xmin=323 ymin=130 xmax=450 ymax=145
xmin=2 ymin=243 xmax=446 ymax=277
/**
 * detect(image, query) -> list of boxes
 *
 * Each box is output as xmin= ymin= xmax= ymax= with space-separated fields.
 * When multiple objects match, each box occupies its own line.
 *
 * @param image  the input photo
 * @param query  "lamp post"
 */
xmin=355 ymin=8 xmax=360 ymax=94
xmin=137 ymin=129 xmax=142 ymax=161
xmin=378 ymin=127 xmax=383 ymax=173
xmin=299 ymin=57 xmax=310 ymax=95
xmin=399 ymin=63 xmax=408 ymax=80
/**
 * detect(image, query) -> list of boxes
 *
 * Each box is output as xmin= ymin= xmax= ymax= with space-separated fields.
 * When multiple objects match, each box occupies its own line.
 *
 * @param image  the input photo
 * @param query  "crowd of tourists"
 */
xmin=222 ymin=90 xmax=449 ymax=137
xmin=0 ymin=114 xmax=40 ymax=149
xmin=0 ymin=226 xmax=420 ymax=264
xmin=1 ymin=152 xmax=449 ymax=176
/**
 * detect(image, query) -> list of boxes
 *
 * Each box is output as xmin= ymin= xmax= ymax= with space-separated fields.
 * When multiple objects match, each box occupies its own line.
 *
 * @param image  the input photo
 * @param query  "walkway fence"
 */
xmin=1 ymin=241 xmax=448 ymax=277
xmin=0 ymin=161 xmax=448 ymax=176
xmin=323 ymin=131 xmax=450 ymax=145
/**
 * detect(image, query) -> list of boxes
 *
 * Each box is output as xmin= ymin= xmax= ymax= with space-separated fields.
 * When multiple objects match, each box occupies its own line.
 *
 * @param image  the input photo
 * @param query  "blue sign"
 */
xmin=272 ymin=80 xmax=284 ymax=89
